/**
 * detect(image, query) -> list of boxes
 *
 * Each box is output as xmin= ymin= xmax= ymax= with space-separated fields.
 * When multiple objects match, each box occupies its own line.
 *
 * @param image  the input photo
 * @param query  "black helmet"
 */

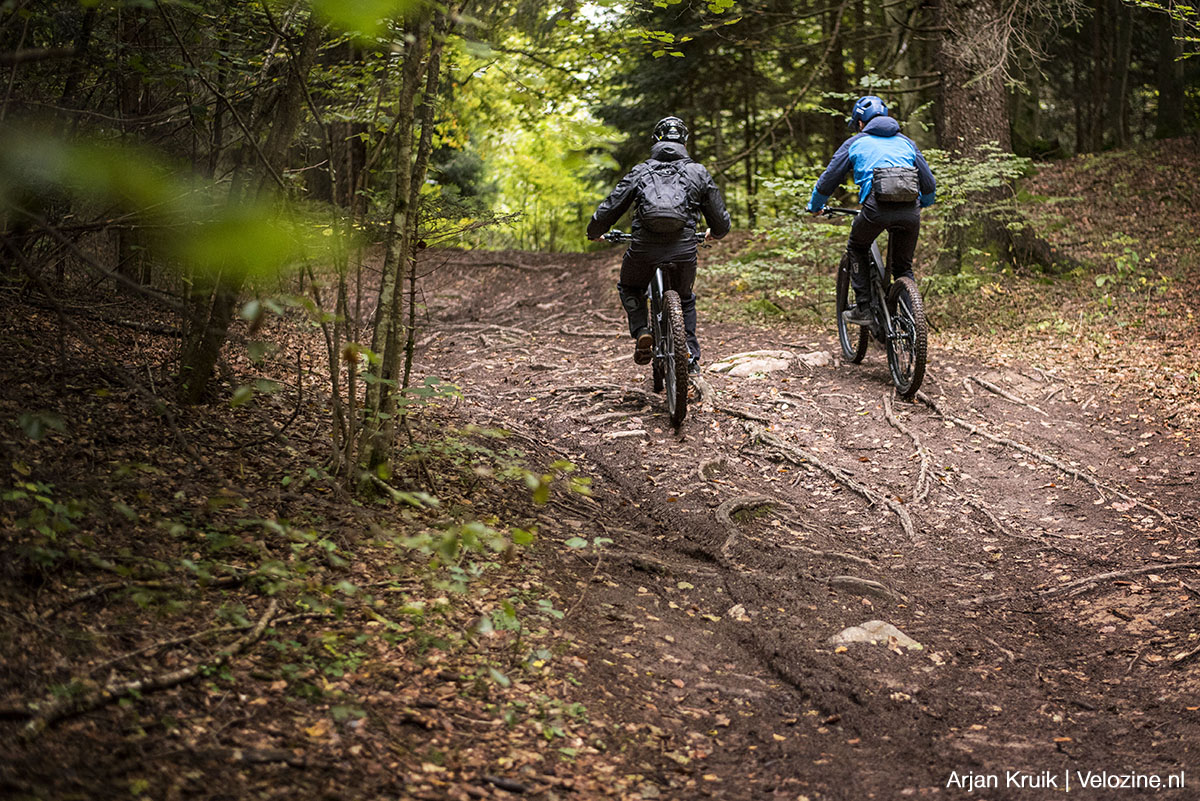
xmin=652 ymin=116 xmax=689 ymax=144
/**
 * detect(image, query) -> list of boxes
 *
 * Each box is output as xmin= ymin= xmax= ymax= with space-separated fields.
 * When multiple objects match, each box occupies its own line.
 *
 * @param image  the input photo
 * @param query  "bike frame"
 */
xmin=826 ymin=209 xmax=897 ymax=345
xmin=820 ymin=206 xmax=927 ymax=397
xmin=649 ymin=264 xmax=671 ymax=359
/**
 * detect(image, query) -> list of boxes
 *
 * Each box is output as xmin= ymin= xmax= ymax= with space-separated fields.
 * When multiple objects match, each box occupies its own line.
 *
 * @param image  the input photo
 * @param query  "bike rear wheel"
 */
xmin=836 ymin=254 xmax=868 ymax=363
xmin=886 ymin=276 xmax=927 ymax=398
xmin=662 ymin=290 xmax=689 ymax=427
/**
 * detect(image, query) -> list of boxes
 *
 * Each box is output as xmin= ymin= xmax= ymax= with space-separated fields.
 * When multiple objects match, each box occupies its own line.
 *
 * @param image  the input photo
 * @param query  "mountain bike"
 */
xmin=601 ymin=230 xmax=705 ymax=428
xmin=818 ymin=207 xmax=927 ymax=398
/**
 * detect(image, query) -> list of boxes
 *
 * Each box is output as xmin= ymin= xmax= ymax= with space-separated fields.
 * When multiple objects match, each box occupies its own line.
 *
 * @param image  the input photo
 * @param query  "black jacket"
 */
xmin=587 ymin=142 xmax=731 ymax=244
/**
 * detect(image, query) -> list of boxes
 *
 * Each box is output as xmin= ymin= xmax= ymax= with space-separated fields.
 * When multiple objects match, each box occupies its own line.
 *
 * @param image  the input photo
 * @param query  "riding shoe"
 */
xmin=842 ymin=303 xmax=873 ymax=327
xmin=687 ymin=355 xmax=701 ymax=375
xmin=633 ymin=330 xmax=653 ymax=364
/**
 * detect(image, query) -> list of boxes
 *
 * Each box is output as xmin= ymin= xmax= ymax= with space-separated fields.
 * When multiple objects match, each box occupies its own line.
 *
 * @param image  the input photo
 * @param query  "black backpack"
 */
xmin=636 ymin=161 xmax=691 ymax=234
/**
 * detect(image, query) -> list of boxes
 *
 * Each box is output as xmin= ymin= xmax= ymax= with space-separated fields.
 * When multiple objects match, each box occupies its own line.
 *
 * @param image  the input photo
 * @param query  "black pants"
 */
xmin=847 ymin=197 xmax=920 ymax=302
xmin=617 ymin=240 xmax=699 ymax=360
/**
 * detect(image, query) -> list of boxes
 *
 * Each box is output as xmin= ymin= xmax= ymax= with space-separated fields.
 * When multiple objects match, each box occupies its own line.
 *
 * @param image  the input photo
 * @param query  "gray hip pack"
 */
xmin=872 ymin=166 xmax=920 ymax=203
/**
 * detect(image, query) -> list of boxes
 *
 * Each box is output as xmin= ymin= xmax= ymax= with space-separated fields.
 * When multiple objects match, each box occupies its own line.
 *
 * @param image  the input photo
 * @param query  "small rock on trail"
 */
xmin=829 ymin=620 xmax=924 ymax=651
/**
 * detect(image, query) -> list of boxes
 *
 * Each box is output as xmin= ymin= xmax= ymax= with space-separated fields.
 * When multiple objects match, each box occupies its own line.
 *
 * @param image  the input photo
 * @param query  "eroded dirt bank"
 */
xmin=417 ymin=246 xmax=1198 ymax=800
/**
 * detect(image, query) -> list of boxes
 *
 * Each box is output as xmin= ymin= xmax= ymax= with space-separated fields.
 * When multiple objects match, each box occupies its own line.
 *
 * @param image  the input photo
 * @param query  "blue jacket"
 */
xmin=807 ymin=117 xmax=936 ymax=210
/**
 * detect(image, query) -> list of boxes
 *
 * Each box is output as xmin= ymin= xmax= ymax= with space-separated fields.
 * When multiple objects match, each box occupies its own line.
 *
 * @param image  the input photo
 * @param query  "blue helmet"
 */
xmin=848 ymin=96 xmax=888 ymax=130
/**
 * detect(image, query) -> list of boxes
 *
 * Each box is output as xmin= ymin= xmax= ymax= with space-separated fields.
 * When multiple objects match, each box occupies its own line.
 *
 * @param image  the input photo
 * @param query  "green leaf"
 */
xmin=487 ymin=666 xmax=511 ymax=687
xmin=240 ymin=299 xmax=261 ymax=321
xmin=230 ymin=385 xmax=255 ymax=408
xmin=248 ymin=341 xmax=271 ymax=364
xmin=308 ymin=0 xmax=420 ymax=38
xmin=17 ymin=412 xmax=65 ymax=441
xmin=331 ymin=704 xmax=365 ymax=721
xmin=512 ymin=528 xmax=535 ymax=546
xmin=564 ymin=537 xmax=587 ymax=549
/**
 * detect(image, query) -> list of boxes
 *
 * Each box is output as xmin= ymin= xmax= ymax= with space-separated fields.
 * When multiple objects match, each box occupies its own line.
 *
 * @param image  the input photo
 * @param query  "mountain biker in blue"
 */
xmin=587 ymin=116 xmax=731 ymax=373
xmin=806 ymin=96 xmax=936 ymax=326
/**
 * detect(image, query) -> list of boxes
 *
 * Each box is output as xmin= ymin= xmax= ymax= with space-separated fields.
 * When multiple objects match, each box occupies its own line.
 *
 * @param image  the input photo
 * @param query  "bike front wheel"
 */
xmin=886 ymin=276 xmax=928 ymax=398
xmin=662 ymin=290 xmax=689 ymax=428
xmin=836 ymin=254 xmax=868 ymax=363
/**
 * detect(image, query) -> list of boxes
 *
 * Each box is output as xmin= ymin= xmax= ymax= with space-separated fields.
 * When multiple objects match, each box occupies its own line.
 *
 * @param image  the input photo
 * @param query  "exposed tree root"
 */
xmin=1039 ymin=562 xmax=1200 ymax=599
xmin=441 ymin=322 xmax=531 ymax=338
xmin=777 ymin=543 xmax=877 ymax=569
xmin=777 ymin=390 xmax=827 ymax=419
xmin=916 ymin=391 xmax=1176 ymax=529
xmin=943 ymin=482 xmax=1033 ymax=542
xmin=602 ymin=430 xmax=647 ymax=440
xmin=40 ymin=574 xmax=247 ymax=621
xmin=968 ymin=375 xmax=1047 ymax=416
xmin=826 ymin=575 xmax=901 ymax=602
xmin=90 ymin=611 xmax=321 ymax=674
xmin=744 ymin=423 xmax=919 ymax=543
xmin=584 ymin=411 xmax=638 ymax=425
xmin=715 ymin=403 xmax=771 ymax=424
xmin=715 ymin=495 xmax=793 ymax=561
xmin=1172 ymin=642 xmax=1200 ymax=668
xmin=605 ymin=552 xmax=720 ymax=579
xmin=697 ymin=456 xmax=730 ymax=483
xmin=962 ymin=562 xmax=1200 ymax=606
xmin=883 ymin=393 xmax=932 ymax=504
xmin=22 ymin=598 xmax=278 ymax=736
xmin=560 ymin=328 xmax=617 ymax=338
xmin=443 ymin=259 xmax=565 ymax=274
xmin=690 ymin=374 xmax=716 ymax=411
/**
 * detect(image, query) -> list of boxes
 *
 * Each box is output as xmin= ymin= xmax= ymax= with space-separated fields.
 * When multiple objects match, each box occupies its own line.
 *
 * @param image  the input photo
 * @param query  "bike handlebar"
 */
xmin=600 ymin=230 xmax=708 ymax=244
xmin=817 ymin=207 xmax=860 ymax=218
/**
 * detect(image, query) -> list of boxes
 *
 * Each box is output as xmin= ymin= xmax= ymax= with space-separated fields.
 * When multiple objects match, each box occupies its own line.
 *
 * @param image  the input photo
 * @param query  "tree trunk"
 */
xmin=1108 ymin=1 xmax=1133 ymax=149
xmin=934 ymin=0 xmax=1074 ymax=273
xmin=827 ymin=6 xmax=847 ymax=150
xmin=58 ymin=8 xmax=96 ymax=112
xmin=116 ymin=7 xmax=148 ymax=284
xmin=1073 ymin=36 xmax=1085 ymax=154
xmin=177 ymin=17 xmax=323 ymax=403
xmin=743 ymin=69 xmax=757 ymax=229
xmin=1088 ymin=0 xmax=1109 ymax=152
xmin=363 ymin=13 xmax=432 ymax=470
xmin=934 ymin=0 xmax=1011 ymax=155
xmin=400 ymin=12 xmax=453 ymax=422
xmin=1155 ymin=11 xmax=1185 ymax=139
xmin=853 ymin=0 xmax=866 ymax=80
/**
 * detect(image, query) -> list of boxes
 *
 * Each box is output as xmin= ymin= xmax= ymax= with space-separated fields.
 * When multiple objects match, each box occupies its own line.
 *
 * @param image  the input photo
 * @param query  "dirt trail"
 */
xmin=419 ymin=248 xmax=1198 ymax=799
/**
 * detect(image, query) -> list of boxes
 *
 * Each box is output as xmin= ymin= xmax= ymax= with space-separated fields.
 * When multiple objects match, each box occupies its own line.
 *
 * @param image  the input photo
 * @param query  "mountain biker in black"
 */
xmin=587 ymin=116 xmax=731 ymax=373
xmin=806 ymin=96 xmax=936 ymax=326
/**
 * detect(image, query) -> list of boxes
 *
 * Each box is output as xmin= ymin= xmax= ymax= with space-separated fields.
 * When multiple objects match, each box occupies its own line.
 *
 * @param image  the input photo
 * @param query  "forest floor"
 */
xmin=2 ymin=138 xmax=1198 ymax=800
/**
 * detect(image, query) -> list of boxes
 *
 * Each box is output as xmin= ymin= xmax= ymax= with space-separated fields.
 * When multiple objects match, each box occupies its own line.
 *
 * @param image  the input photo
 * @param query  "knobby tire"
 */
xmin=886 ymin=276 xmax=927 ymax=398
xmin=663 ymin=290 xmax=688 ymax=427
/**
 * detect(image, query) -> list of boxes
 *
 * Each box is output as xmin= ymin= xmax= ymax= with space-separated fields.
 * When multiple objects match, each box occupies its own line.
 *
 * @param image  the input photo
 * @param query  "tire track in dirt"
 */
xmin=419 ymin=250 xmax=1199 ymax=798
